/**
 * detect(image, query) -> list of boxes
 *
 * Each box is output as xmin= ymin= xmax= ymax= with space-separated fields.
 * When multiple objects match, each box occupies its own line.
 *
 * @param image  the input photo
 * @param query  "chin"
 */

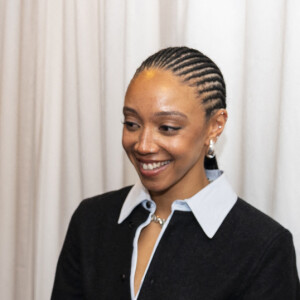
xmin=139 ymin=177 xmax=166 ymax=192
xmin=140 ymin=177 xmax=175 ymax=197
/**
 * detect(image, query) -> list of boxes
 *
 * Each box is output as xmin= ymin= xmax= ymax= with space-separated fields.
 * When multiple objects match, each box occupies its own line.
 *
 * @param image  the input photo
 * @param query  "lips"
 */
xmin=141 ymin=160 xmax=171 ymax=170
xmin=137 ymin=159 xmax=171 ymax=177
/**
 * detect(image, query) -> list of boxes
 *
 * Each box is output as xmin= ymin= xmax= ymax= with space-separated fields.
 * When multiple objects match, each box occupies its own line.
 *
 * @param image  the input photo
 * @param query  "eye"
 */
xmin=123 ymin=121 xmax=140 ymax=131
xmin=159 ymin=125 xmax=182 ymax=134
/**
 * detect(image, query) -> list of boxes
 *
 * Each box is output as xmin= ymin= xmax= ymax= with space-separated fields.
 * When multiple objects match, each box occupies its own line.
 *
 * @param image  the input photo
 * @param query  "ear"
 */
xmin=205 ymin=109 xmax=228 ymax=146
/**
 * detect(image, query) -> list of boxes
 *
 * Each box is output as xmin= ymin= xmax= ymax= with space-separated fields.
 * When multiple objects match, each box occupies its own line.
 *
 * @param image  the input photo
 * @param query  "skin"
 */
xmin=123 ymin=68 xmax=227 ymax=212
xmin=122 ymin=68 xmax=227 ymax=295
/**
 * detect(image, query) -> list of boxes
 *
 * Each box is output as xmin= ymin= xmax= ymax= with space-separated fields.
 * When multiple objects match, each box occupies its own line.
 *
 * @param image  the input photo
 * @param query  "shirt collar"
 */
xmin=184 ymin=172 xmax=237 ymax=238
xmin=118 ymin=180 xmax=151 ymax=224
xmin=118 ymin=170 xmax=237 ymax=238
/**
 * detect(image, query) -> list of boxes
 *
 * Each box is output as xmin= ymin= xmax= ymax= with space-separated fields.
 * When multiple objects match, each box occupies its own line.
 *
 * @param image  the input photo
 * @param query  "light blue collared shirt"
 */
xmin=118 ymin=170 xmax=237 ymax=300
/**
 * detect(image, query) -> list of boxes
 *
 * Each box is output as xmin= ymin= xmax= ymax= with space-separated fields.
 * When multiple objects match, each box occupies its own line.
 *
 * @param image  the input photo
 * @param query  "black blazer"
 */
xmin=51 ymin=186 xmax=300 ymax=299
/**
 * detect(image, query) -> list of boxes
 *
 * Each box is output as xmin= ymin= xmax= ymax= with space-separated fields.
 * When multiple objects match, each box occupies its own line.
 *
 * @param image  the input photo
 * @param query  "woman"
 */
xmin=52 ymin=47 xmax=300 ymax=299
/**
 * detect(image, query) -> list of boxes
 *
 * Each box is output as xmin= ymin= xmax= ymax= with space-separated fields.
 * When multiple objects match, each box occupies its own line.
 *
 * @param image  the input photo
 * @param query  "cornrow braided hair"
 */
xmin=135 ymin=46 xmax=226 ymax=119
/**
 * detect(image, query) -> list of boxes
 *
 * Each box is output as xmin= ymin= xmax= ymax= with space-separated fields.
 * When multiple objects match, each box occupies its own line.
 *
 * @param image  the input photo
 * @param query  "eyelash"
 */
xmin=159 ymin=125 xmax=182 ymax=133
xmin=122 ymin=121 xmax=182 ymax=134
xmin=122 ymin=121 xmax=140 ymax=131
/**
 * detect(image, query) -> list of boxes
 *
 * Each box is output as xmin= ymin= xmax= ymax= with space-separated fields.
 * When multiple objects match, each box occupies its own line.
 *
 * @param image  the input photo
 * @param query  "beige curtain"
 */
xmin=0 ymin=0 xmax=299 ymax=299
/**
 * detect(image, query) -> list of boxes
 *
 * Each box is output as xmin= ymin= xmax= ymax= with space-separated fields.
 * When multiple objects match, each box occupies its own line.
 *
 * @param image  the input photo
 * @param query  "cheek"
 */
xmin=172 ymin=131 xmax=205 ymax=151
xmin=122 ymin=131 xmax=131 ymax=152
xmin=122 ymin=131 xmax=140 ymax=159
xmin=165 ymin=133 xmax=206 ymax=162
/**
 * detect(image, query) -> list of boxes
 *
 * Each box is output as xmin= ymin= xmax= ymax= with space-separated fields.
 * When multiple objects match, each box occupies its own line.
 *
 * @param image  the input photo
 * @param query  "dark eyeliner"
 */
xmin=159 ymin=125 xmax=182 ymax=132
xmin=122 ymin=120 xmax=140 ymax=131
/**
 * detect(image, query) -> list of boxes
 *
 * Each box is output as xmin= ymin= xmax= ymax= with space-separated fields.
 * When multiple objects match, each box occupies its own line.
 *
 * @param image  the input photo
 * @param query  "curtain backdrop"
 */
xmin=1 ymin=0 xmax=299 ymax=299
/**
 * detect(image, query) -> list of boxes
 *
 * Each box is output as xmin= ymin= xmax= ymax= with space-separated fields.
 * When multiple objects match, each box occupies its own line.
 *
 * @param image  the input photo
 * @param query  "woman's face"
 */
xmin=122 ymin=69 xmax=213 ymax=198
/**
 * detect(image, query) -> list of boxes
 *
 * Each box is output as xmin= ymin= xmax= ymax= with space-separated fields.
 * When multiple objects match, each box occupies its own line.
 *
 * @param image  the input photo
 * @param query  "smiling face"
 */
xmin=122 ymin=68 xmax=221 ymax=200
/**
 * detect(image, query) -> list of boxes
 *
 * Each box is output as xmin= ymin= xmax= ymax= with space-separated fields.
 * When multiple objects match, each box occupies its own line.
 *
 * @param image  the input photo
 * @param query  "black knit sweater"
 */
xmin=51 ymin=186 xmax=300 ymax=299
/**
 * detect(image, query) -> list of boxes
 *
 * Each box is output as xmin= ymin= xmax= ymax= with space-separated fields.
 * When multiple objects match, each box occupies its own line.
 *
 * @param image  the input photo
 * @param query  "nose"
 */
xmin=134 ymin=128 xmax=159 ymax=155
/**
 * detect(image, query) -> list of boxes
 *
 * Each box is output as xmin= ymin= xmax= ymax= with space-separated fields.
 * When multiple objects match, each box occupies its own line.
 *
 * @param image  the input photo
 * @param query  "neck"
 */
xmin=150 ymin=170 xmax=209 ymax=219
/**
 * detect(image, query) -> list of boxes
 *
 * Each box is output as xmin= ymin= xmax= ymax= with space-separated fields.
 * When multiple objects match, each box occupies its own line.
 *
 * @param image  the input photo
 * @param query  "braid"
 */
xmin=135 ymin=46 xmax=226 ymax=118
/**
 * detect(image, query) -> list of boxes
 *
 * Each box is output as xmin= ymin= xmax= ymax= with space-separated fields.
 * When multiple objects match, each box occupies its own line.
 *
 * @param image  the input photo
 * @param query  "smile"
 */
xmin=141 ymin=160 xmax=171 ymax=170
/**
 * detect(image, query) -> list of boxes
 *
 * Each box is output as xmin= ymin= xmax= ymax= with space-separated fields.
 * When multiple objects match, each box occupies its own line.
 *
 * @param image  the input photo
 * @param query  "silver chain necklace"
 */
xmin=151 ymin=214 xmax=166 ymax=227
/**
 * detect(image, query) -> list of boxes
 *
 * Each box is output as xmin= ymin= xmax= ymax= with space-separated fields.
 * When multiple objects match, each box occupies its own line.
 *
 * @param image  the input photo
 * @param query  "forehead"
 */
xmin=124 ymin=69 xmax=204 ymax=116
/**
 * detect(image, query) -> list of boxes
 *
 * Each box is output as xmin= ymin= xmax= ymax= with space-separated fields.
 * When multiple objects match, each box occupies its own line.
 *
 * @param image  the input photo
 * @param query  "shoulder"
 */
xmin=81 ymin=185 xmax=132 ymax=210
xmin=70 ymin=185 xmax=133 ymax=228
xmin=228 ymin=199 xmax=300 ymax=297
xmin=224 ymin=198 xmax=295 ymax=268
xmin=231 ymin=198 xmax=288 ymax=239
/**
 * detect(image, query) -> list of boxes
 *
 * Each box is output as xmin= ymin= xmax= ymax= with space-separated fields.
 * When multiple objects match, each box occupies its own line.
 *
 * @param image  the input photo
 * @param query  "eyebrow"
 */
xmin=123 ymin=107 xmax=138 ymax=115
xmin=123 ymin=106 xmax=187 ymax=119
xmin=154 ymin=111 xmax=187 ymax=119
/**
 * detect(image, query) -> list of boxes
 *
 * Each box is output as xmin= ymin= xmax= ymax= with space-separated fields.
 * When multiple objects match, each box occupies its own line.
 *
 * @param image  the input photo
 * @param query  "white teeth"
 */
xmin=141 ymin=161 xmax=170 ymax=170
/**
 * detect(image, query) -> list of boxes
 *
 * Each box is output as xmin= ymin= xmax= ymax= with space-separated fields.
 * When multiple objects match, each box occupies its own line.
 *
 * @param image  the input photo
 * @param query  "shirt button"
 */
xmin=146 ymin=201 xmax=152 ymax=209
xmin=128 ymin=221 xmax=134 ymax=229
xmin=121 ymin=274 xmax=126 ymax=281
xmin=150 ymin=278 xmax=155 ymax=285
